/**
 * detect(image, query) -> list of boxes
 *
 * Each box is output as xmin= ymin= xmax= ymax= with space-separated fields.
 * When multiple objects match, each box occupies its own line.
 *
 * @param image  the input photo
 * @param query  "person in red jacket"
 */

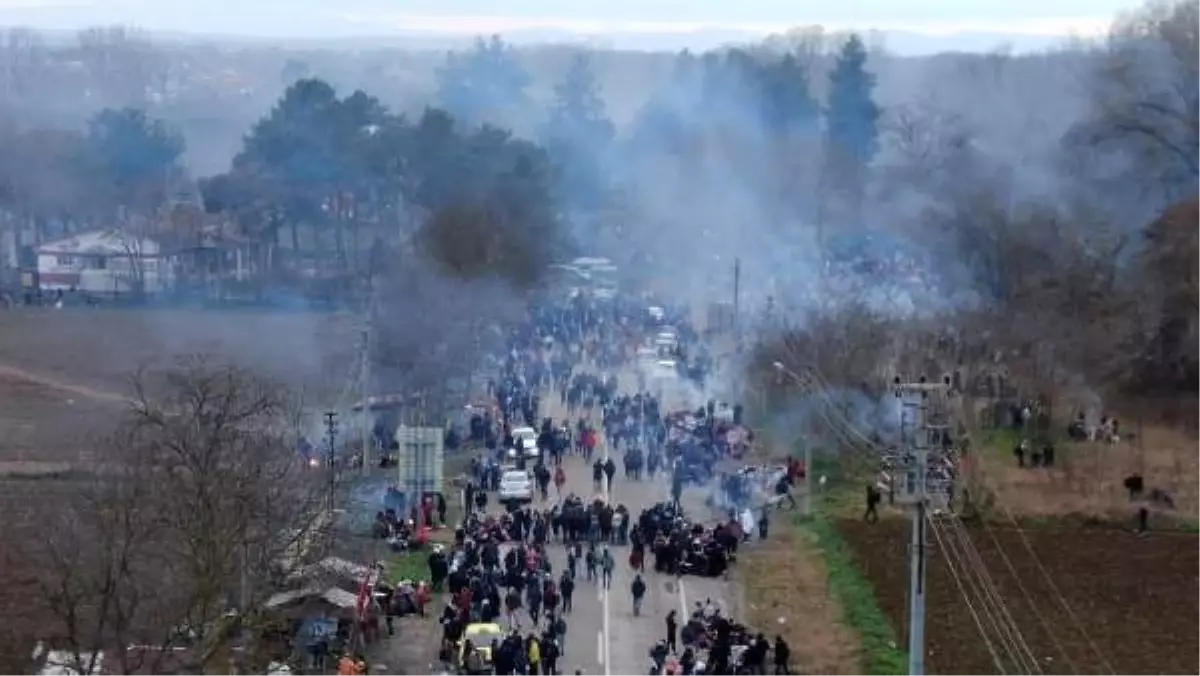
xmin=455 ymin=586 xmax=472 ymax=617
xmin=415 ymin=581 xmax=431 ymax=617
xmin=583 ymin=428 xmax=598 ymax=461
xmin=787 ymin=456 xmax=806 ymax=483
xmin=554 ymin=465 xmax=567 ymax=496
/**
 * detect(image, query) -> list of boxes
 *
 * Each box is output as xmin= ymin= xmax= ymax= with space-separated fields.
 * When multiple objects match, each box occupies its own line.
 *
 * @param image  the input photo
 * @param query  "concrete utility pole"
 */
xmin=893 ymin=375 xmax=951 ymax=676
xmin=772 ymin=362 xmax=814 ymax=518
xmin=732 ymin=257 xmax=740 ymax=336
xmin=359 ymin=277 xmax=378 ymax=477
xmin=324 ymin=411 xmax=338 ymax=518
xmin=638 ymin=391 xmax=646 ymax=450
xmin=359 ymin=326 xmax=372 ymax=476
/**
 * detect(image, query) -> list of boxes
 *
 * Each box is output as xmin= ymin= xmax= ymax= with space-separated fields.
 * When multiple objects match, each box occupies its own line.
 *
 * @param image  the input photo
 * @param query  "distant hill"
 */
xmin=141 ymin=28 xmax=1078 ymax=55
xmin=1 ymin=5 xmax=1087 ymax=56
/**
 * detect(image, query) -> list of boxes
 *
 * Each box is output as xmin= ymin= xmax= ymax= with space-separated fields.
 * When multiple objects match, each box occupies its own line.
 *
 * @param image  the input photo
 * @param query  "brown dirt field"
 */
xmin=973 ymin=426 xmax=1199 ymax=521
xmin=741 ymin=523 xmax=860 ymax=674
xmin=0 ymin=307 xmax=354 ymax=396
xmin=0 ymin=373 xmax=120 ymax=467
xmin=0 ymin=308 xmax=357 ymax=463
xmin=837 ymin=517 xmax=1199 ymax=675
xmin=0 ymin=475 xmax=91 ymax=671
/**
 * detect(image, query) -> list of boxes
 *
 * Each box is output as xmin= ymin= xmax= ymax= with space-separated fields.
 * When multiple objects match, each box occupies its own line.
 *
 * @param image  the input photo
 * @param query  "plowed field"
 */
xmin=837 ymin=517 xmax=1199 ymax=675
xmin=0 ymin=308 xmax=354 ymax=464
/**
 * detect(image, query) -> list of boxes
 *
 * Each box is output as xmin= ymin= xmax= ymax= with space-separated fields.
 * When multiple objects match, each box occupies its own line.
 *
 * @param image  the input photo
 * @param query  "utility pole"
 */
xmin=324 ymin=411 xmax=339 ymax=519
xmin=893 ymin=375 xmax=950 ymax=676
xmin=801 ymin=440 xmax=813 ymax=518
xmin=771 ymin=362 xmax=816 ymax=517
xmin=637 ymin=370 xmax=647 ymax=450
xmin=732 ymin=257 xmax=740 ymax=337
xmin=360 ymin=276 xmax=377 ymax=477
xmin=359 ymin=326 xmax=372 ymax=477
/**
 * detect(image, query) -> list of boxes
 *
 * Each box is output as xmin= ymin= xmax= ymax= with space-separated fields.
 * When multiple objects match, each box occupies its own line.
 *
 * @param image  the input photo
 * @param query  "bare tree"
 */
xmin=875 ymin=99 xmax=980 ymax=215
xmin=1070 ymin=0 xmax=1199 ymax=199
xmin=373 ymin=245 xmax=524 ymax=420
xmin=11 ymin=358 xmax=328 ymax=674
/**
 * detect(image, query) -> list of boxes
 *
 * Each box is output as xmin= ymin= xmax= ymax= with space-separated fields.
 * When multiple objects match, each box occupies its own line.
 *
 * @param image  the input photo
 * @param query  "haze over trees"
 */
xmin=0 ymin=2 xmax=1190 ymax=406
xmin=0 ymin=1 xmax=1195 ymax=671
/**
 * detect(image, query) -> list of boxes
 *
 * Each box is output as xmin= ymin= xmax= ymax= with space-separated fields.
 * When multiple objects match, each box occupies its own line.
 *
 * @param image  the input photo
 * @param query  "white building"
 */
xmin=36 ymin=229 xmax=173 ymax=295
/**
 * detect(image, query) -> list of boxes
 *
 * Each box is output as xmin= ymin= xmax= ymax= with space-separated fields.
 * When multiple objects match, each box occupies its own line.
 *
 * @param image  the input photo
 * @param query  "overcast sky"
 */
xmin=0 ymin=0 xmax=1148 ymax=51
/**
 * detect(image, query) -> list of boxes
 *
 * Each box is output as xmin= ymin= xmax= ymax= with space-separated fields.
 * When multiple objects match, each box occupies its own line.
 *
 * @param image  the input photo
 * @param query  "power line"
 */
xmin=950 ymin=391 xmax=1115 ymax=675
xmin=926 ymin=512 xmax=1008 ymax=675
xmin=977 ymin=517 xmax=1080 ymax=674
xmin=891 ymin=376 xmax=951 ymax=676
xmin=994 ymin=501 xmax=1117 ymax=675
xmin=778 ymin=363 xmax=1041 ymax=676
xmin=939 ymin=514 xmax=1041 ymax=674
xmin=772 ymin=362 xmax=887 ymax=455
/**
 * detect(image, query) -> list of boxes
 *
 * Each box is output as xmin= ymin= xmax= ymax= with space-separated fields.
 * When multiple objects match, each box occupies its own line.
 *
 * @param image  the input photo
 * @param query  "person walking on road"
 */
xmin=603 ymin=456 xmax=617 ymax=493
xmin=775 ymin=473 xmax=797 ymax=510
xmin=773 ymin=636 xmax=792 ymax=674
xmin=554 ymin=465 xmax=566 ymax=497
xmin=864 ymin=483 xmax=881 ymax=524
xmin=559 ymin=572 xmax=575 ymax=614
xmin=541 ymin=633 xmax=560 ymax=675
xmin=600 ymin=546 xmax=615 ymax=589
xmin=504 ymin=589 xmax=522 ymax=630
xmin=631 ymin=573 xmax=647 ymax=616
xmin=585 ymin=545 xmax=598 ymax=583
xmin=583 ymin=427 xmax=597 ymax=462
xmin=665 ymin=609 xmax=678 ymax=653
xmin=527 ymin=633 xmax=542 ymax=675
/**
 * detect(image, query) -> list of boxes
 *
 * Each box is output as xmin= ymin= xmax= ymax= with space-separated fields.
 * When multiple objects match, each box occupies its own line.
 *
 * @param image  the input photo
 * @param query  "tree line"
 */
xmin=0 ymin=32 xmax=885 ymax=294
xmin=0 ymin=4 xmax=1195 ymax=672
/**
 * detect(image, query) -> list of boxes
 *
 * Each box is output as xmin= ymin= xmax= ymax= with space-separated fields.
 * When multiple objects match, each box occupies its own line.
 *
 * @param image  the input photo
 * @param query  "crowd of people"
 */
xmin=650 ymin=602 xmax=793 ymax=675
xmin=409 ymin=289 xmax=793 ymax=675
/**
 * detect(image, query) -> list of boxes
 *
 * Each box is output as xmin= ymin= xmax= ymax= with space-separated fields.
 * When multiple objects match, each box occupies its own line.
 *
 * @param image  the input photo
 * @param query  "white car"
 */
xmin=499 ymin=469 xmax=534 ymax=504
xmin=655 ymin=339 xmax=677 ymax=358
xmin=510 ymin=427 xmax=539 ymax=458
xmin=655 ymin=359 xmax=679 ymax=378
xmin=594 ymin=284 xmax=618 ymax=300
xmin=505 ymin=445 xmax=539 ymax=460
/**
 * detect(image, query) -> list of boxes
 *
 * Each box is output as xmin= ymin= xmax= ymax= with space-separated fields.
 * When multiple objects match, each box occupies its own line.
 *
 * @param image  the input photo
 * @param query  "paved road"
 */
xmin=517 ymin=362 xmax=732 ymax=676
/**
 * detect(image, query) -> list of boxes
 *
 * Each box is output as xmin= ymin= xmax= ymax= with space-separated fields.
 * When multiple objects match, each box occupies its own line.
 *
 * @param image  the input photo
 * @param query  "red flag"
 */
xmin=355 ymin=566 xmax=379 ymax=620
xmin=355 ymin=576 xmax=370 ymax=620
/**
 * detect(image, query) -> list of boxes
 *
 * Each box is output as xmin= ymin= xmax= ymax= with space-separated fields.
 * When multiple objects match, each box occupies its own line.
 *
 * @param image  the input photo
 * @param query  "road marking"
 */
xmin=678 ymin=576 xmax=688 ymax=617
xmin=602 ymin=583 xmax=611 ymax=675
xmin=601 ymin=441 xmax=613 ymax=676
xmin=596 ymin=631 xmax=605 ymax=666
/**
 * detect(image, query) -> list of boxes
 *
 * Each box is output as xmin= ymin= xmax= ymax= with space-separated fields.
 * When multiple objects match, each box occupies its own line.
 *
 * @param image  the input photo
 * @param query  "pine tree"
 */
xmin=545 ymin=53 xmax=614 ymax=149
xmin=759 ymin=53 xmax=819 ymax=138
xmin=435 ymin=36 xmax=531 ymax=126
xmin=823 ymin=34 xmax=880 ymax=224
xmin=543 ymin=53 xmax=614 ymax=212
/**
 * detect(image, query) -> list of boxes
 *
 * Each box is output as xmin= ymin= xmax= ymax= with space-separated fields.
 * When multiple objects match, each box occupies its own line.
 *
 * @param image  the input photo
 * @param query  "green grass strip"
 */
xmin=804 ymin=516 xmax=908 ymax=675
xmin=383 ymin=551 xmax=429 ymax=584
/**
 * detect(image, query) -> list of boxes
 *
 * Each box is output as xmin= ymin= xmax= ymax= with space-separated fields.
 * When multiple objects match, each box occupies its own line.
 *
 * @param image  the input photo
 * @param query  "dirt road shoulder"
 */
xmin=740 ymin=515 xmax=862 ymax=675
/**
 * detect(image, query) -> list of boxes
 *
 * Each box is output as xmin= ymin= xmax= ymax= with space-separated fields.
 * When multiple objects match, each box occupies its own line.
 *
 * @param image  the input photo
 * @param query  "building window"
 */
xmin=93 ymin=257 xmax=107 ymax=270
xmin=56 ymin=255 xmax=76 ymax=267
